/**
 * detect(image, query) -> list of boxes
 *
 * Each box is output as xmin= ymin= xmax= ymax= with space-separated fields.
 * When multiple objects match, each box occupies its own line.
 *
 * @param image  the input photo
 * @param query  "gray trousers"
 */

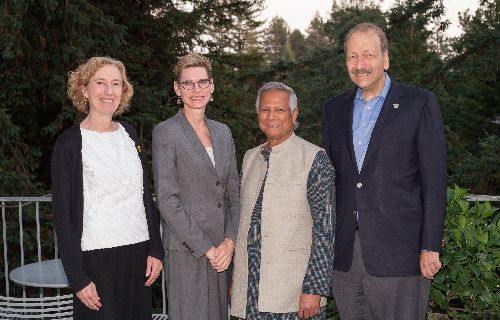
xmin=331 ymin=233 xmax=431 ymax=320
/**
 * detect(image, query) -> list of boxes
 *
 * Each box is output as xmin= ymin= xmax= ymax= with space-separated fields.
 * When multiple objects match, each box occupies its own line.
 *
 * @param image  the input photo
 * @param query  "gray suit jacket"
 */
xmin=152 ymin=109 xmax=240 ymax=259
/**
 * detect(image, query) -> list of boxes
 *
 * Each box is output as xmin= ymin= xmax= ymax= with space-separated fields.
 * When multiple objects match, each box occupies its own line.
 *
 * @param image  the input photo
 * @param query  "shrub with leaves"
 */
xmin=430 ymin=186 xmax=499 ymax=318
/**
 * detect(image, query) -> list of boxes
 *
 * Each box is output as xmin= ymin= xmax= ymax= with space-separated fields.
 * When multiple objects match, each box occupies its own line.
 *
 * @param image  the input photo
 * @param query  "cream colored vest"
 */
xmin=231 ymin=133 xmax=327 ymax=318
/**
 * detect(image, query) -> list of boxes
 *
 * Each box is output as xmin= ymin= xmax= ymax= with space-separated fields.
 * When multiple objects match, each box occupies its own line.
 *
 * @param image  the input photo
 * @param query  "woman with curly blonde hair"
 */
xmin=51 ymin=56 xmax=163 ymax=320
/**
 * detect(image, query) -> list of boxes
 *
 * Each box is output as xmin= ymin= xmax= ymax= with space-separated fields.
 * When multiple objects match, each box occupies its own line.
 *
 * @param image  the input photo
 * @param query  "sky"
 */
xmin=260 ymin=0 xmax=480 ymax=37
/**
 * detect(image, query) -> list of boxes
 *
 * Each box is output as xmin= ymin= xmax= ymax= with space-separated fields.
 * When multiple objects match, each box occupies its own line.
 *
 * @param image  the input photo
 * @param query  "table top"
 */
xmin=9 ymin=259 xmax=69 ymax=288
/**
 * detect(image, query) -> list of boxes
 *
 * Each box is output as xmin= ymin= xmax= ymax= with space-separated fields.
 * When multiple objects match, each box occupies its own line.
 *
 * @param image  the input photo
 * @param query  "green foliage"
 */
xmin=450 ymin=135 xmax=500 ymax=195
xmin=288 ymin=29 xmax=307 ymax=62
xmin=325 ymin=0 xmax=386 ymax=48
xmin=0 ymin=108 xmax=43 ymax=195
xmin=441 ymin=0 xmax=499 ymax=194
xmin=430 ymin=186 xmax=499 ymax=317
xmin=304 ymin=13 xmax=330 ymax=52
xmin=262 ymin=16 xmax=292 ymax=63
xmin=386 ymin=0 xmax=446 ymax=85
xmin=206 ymin=0 xmax=265 ymax=54
xmin=206 ymin=51 xmax=269 ymax=165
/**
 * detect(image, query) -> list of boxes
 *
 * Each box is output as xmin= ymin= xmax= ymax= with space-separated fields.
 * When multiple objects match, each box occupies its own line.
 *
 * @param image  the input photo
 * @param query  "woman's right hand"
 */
xmin=205 ymin=246 xmax=219 ymax=260
xmin=76 ymin=281 xmax=102 ymax=311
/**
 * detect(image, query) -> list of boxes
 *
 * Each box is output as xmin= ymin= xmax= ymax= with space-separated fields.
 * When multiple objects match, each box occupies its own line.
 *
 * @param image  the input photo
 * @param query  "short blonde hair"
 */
xmin=67 ymin=56 xmax=133 ymax=115
xmin=173 ymin=53 xmax=212 ymax=81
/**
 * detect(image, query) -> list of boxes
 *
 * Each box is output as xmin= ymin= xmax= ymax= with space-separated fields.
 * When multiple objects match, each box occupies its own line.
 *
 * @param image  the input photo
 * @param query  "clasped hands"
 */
xmin=205 ymin=238 xmax=234 ymax=272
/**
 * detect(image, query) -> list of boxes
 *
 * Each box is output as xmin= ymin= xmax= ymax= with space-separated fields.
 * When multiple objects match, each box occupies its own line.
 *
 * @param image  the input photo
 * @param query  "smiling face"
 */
xmin=345 ymin=30 xmax=389 ymax=99
xmin=82 ymin=64 xmax=123 ymax=117
xmin=258 ymin=90 xmax=298 ymax=148
xmin=174 ymin=67 xmax=214 ymax=111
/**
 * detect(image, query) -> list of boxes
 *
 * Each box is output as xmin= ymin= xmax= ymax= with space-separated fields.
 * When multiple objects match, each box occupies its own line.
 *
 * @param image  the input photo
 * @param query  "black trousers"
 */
xmin=74 ymin=240 xmax=152 ymax=320
xmin=331 ymin=233 xmax=430 ymax=320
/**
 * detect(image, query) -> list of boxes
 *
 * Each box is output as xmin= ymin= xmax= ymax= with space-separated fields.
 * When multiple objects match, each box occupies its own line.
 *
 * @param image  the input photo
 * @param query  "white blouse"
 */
xmin=206 ymin=146 xmax=215 ymax=167
xmin=80 ymin=124 xmax=149 ymax=251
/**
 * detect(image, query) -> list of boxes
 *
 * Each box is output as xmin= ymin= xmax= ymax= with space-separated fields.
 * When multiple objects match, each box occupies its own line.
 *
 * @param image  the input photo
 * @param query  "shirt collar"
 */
xmin=355 ymin=73 xmax=391 ymax=102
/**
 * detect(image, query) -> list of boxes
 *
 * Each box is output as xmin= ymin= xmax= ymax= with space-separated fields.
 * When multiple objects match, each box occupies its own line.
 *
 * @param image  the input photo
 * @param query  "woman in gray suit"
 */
xmin=152 ymin=53 xmax=240 ymax=320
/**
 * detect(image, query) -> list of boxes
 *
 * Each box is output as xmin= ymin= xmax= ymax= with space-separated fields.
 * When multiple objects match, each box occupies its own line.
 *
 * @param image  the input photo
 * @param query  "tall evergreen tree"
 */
xmin=288 ymin=29 xmax=307 ymax=61
xmin=262 ymin=16 xmax=291 ymax=63
xmin=305 ymin=12 xmax=330 ymax=52
xmin=386 ymin=0 xmax=447 ymax=85
xmin=324 ymin=0 xmax=385 ymax=47
xmin=206 ymin=0 xmax=265 ymax=54
xmin=443 ymin=0 xmax=500 ymax=193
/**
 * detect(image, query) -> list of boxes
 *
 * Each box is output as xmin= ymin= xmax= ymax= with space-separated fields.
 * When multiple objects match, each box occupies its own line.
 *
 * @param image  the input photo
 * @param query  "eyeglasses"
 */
xmin=178 ymin=79 xmax=211 ymax=90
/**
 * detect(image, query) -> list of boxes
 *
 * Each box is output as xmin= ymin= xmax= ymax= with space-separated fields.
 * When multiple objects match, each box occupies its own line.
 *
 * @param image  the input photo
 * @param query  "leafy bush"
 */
xmin=430 ymin=186 xmax=499 ymax=318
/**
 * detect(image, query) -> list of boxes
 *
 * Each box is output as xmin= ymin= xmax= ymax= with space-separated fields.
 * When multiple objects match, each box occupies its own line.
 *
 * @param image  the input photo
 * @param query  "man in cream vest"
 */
xmin=231 ymin=82 xmax=335 ymax=319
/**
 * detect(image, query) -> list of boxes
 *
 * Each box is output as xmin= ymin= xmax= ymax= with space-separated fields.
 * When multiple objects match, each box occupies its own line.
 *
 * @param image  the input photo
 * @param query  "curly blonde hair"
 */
xmin=67 ymin=56 xmax=133 ymax=115
xmin=173 ymin=53 xmax=212 ymax=81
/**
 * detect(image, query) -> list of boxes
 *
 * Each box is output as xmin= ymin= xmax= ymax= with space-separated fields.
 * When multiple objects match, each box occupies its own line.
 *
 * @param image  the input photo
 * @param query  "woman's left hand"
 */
xmin=145 ymin=256 xmax=163 ymax=286
xmin=209 ymin=238 xmax=234 ymax=272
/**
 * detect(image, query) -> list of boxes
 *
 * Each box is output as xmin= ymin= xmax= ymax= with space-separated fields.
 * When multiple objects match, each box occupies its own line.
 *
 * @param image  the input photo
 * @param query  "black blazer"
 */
xmin=322 ymin=81 xmax=447 ymax=277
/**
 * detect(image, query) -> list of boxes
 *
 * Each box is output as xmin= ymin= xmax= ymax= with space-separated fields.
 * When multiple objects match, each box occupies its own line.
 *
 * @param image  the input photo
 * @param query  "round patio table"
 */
xmin=9 ymin=258 xmax=68 ymax=288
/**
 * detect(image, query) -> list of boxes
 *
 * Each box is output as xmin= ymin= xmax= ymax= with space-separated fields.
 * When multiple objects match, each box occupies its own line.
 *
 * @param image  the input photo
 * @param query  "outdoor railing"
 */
xmin=0 ymin=196 xmax=167 ymax=317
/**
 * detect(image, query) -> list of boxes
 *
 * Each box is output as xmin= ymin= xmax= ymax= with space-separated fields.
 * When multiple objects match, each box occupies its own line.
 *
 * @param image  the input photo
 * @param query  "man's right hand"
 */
xmin=420 ymin=251 xmax=442 ymax=279
xmin=298 ymin=293 xmax=321 ymax=319
xmin=76 ymin=281 xmax=102 ymax=311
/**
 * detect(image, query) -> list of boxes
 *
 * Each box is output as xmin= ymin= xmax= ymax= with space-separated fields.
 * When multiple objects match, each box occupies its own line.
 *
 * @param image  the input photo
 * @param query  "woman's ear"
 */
xmin=173 ymin=81 xmax=181 ymax=96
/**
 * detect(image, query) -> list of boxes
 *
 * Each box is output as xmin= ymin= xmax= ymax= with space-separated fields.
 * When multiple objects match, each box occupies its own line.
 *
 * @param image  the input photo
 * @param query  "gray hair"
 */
xmin=344 ymin=22 xmax=388 ymax=54
xmin=255 ymin=82 xmax=298 ymax=113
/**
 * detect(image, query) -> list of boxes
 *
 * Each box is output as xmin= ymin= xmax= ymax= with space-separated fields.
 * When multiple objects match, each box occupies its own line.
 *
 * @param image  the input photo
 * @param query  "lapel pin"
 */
xmin=393 ymin=103 xmax=399 ymax=109
xmin=136 ymin=145 xmax=142 ymax=153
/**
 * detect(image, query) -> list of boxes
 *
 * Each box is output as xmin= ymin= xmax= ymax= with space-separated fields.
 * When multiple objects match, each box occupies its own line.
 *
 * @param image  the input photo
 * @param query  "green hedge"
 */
xmin=429 ymin=186 xmax=499 ymax=318
xmin=327 ymin=186 xmax=499 ymax=319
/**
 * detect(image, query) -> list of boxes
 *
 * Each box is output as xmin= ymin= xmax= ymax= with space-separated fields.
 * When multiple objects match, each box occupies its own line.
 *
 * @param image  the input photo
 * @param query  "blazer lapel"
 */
xmin=206 ymin=119 xmax=222 ymax=177
xmin=175 ymin=110 xmax=217 ymax=175
xmin=362 ymin=82 xmax=403 ymax=170
xmin=343 ymin=89 xmax=358 ymax=170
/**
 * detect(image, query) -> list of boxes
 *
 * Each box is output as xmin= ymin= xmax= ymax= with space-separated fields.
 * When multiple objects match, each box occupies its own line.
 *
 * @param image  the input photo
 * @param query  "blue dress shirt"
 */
xmin=352 ymin=73 xmax=391 ymax=172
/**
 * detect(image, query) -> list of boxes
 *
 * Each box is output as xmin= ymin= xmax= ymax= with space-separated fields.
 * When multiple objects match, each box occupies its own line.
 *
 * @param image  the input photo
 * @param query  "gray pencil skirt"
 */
xmin=165 ymin=250 xmax=228 ymax=320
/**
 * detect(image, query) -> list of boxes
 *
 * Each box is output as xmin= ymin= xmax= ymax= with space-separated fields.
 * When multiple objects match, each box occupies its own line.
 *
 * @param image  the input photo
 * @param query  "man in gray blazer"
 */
xmin=231 ymin=82 xmax=335 ymax=320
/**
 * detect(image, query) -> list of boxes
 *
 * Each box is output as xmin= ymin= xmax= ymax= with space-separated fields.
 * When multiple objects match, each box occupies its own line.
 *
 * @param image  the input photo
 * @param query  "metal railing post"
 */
xmin=2 ymin=201 xmax=9 ymax=297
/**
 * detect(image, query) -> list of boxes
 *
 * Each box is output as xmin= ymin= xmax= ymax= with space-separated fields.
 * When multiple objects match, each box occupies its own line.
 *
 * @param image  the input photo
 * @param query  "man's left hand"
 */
xmin=298 ymin=294 xmax=320 ymax=319
xmin=420 ymin=251 xmax=441 ymax=279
